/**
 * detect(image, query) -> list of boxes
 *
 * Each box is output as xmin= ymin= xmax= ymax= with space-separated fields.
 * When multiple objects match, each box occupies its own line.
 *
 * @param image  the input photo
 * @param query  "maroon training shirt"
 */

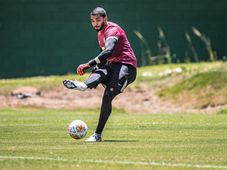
xmin=98 ymin=21 xmax=137 ymax=68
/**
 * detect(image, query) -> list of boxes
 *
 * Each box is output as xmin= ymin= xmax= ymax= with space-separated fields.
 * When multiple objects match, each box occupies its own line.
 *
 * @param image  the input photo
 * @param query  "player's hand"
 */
xmin=77 ymin=63 xmax=90 ymax=76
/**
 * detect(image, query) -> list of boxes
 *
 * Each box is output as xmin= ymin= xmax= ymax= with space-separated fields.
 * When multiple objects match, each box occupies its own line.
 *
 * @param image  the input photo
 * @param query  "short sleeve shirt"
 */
xmin=98 ymin=22 xmax=137 ymax=68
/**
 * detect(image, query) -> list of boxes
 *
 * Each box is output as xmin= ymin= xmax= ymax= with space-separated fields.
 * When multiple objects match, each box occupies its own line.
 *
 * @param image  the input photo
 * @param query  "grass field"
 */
xmin=0 ymin=108 xmax=227 ymax=170
xmin=0 ymin=62 xmax=227 ymax=169
xmin=0 ymin=62 xmax=224 ymax=95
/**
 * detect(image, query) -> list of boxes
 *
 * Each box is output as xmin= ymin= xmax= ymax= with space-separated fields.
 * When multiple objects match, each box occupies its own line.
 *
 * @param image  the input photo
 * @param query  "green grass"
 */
xmin=1 ymin=62 xmax=227 ymax=169
xmin=136 ymin=61 xmax=224 ymax=83
xmin=0 ymin=62 xmax=224 ymax=95
xmin=158 ymin=68 xmax=227 ymax=108
xmin=0 ymin=108 xmax=227 ymax=170
xmin=0 ymin=74 xmax=87 ymax=95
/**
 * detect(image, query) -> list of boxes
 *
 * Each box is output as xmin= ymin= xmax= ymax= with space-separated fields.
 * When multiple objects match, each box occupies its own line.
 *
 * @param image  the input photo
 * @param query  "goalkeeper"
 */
xmin=63 ymin=7 xmax=137 ymax=142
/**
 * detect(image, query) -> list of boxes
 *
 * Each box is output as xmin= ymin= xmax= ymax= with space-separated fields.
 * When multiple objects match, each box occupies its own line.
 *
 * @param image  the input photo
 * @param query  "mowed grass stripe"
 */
xmin=0 ymin=108 xmax=227 ymax=170
xmin=1 ymin=155 xmax=227 ymax=169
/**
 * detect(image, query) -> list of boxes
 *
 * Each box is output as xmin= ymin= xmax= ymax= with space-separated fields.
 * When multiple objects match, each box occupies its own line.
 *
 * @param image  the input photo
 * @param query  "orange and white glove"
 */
xmin=77 ymin=63 xmax=90 ymax=76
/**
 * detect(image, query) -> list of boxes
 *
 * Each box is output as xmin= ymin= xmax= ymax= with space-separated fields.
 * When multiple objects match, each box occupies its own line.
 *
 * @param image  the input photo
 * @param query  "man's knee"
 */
xmin=103 ymin=86 xmax=120 ymax=101
xmin=85 ymin=73 xmax=101 ymax=89
xmin=85 ymin=67 xmax=111 ymax=89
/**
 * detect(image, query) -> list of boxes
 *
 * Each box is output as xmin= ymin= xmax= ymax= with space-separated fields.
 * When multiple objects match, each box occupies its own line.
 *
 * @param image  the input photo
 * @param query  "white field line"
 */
xmin=0 ymin=155 xmax=227 ymax=169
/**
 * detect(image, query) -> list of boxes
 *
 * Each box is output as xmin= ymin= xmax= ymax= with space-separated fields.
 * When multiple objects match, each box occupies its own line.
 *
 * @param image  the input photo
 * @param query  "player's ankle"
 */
xmin=94 ymin=132 xmax=101 ymax=138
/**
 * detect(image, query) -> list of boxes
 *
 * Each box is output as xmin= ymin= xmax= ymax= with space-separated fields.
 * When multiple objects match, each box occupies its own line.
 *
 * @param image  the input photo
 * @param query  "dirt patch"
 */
xmin=1 ymin=84 xmax=226 ymax=114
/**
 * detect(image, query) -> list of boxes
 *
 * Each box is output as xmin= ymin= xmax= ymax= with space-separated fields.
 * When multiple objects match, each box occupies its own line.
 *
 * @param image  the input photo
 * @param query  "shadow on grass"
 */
xmin=103 ymin=140 xmax=139 ymax=143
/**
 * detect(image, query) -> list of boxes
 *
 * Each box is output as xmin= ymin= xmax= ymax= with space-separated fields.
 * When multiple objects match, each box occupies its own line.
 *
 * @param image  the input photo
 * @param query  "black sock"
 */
xmin=95 ymin=87 xmax=120 ymax=135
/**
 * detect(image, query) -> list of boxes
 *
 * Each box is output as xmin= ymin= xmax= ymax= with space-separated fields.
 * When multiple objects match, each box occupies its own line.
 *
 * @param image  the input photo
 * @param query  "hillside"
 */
xmin=0 ymin=62 xmax=226 ymax=113
xmin=158 ymin=69 xmax=227 ymax=109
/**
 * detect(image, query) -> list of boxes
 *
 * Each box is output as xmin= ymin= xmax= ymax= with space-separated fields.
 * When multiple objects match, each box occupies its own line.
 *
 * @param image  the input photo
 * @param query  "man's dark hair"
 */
xmin=90 ymin=7 xmax=107 ymax=17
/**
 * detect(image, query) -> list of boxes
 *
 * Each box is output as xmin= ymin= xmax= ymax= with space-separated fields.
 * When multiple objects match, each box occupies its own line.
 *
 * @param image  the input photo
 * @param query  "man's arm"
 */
xmin=77 ymin=38 xmax=117 ymax=75
xmin=88 ymin=38 xmax=117 ymax=67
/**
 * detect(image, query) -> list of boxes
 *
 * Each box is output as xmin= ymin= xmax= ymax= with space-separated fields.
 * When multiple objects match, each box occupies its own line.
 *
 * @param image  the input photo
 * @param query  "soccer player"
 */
xmin=63 ymin=7 xmax=137 ymax=142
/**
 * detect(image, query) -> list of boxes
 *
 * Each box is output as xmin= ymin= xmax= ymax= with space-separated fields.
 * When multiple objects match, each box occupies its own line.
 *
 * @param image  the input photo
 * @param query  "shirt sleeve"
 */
xmin=104 ymin=27 xmax=120 ymax=41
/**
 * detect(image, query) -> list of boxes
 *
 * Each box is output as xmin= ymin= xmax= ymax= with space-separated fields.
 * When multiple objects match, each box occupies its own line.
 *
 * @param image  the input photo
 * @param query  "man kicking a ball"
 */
xmin=63 ymin=7 xmax=137 ymax=142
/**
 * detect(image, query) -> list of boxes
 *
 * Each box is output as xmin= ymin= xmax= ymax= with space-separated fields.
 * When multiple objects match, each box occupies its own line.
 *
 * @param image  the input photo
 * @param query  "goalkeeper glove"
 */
xmin=77 ymin=63 xmax=90 ymax=76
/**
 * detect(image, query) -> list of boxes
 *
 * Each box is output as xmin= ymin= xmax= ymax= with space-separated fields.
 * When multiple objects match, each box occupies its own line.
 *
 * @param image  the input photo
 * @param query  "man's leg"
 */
xmin=63 ymin=66 xmax=111 ymax=91
xmin=86 ymin=64 xmax=137 ymax=142
xmin=84 ymin=68 xmax=110 ymax=89
xmin=96 ymin=86 xmax=120 ymax=134
xmin=94 ymin=64 xmax=136 ymax=136
xmin=85 ymin=86 xmax=120 ymax=142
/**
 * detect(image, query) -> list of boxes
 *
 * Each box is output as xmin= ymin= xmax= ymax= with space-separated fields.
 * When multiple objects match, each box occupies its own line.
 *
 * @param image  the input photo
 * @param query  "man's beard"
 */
xmin=94 ymin=24 xmax=104 ymax=32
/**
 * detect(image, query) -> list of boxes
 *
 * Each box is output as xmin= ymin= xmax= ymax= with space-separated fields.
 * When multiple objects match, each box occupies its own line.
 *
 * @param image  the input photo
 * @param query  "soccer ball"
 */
xmin=68 ymin=120 xmax=88 ymax=139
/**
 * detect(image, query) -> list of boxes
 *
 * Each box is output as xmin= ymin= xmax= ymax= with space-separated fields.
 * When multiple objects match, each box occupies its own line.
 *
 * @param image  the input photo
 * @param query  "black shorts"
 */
xmin=88 ymin=63 xmax=137 ymax=92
